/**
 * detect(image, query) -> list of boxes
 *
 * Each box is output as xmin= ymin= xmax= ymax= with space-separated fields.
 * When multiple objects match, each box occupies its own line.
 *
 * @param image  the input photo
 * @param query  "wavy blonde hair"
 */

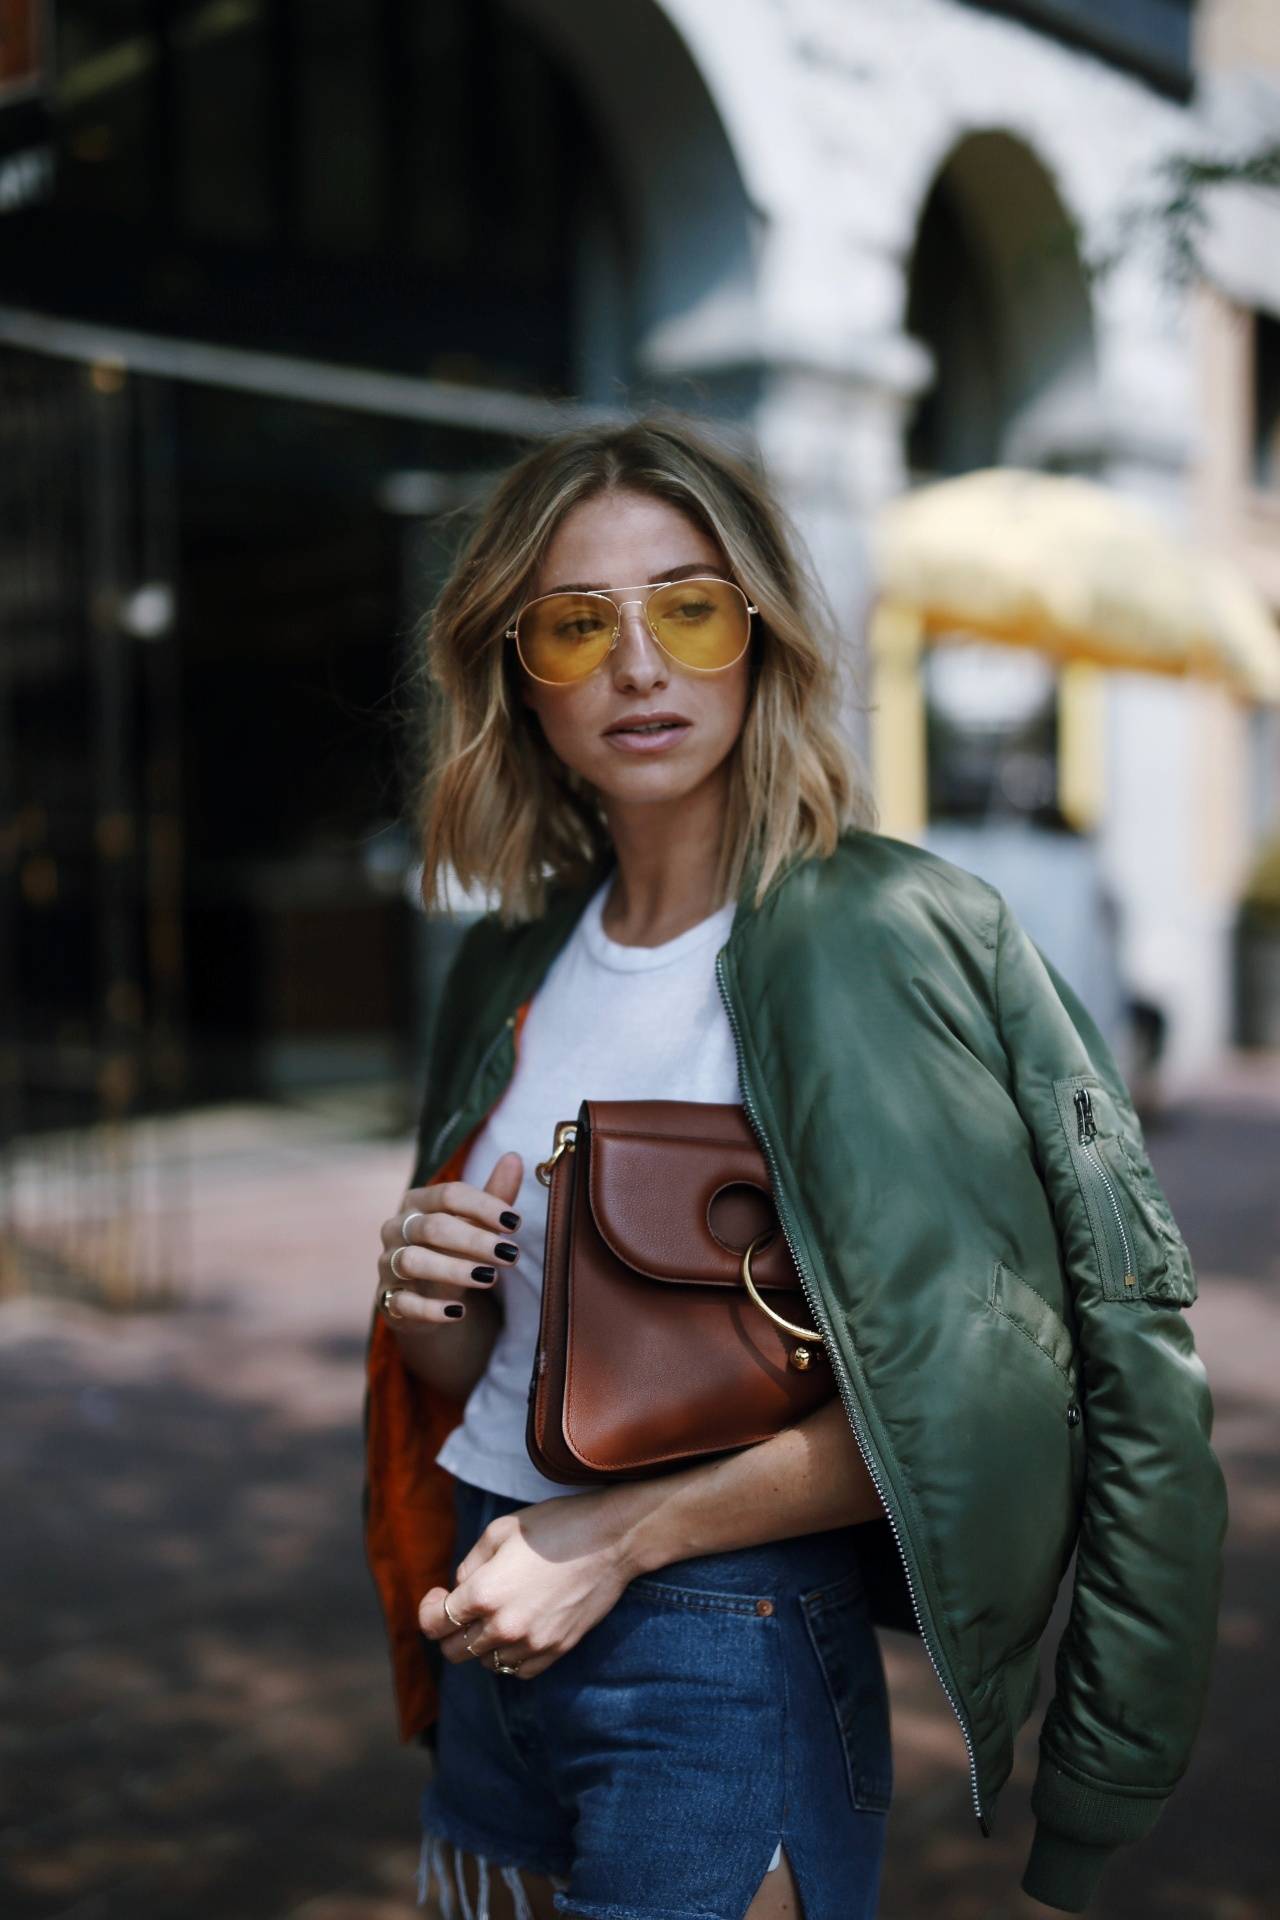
xmin=415 ymin=411 xmax=876 ymax=924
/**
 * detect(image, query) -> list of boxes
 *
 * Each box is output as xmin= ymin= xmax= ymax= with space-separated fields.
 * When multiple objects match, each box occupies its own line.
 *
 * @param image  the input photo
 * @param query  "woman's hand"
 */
xmin=374 ymin=1152 xmax=521 ymax=1401
xmin=418 ymin=1399 xmax=886 ymax=1680
xmin=376 ymin=1151 xmax=524 ymax=1326
xmin=418 ymin=1489 xmax=635 ymax=1680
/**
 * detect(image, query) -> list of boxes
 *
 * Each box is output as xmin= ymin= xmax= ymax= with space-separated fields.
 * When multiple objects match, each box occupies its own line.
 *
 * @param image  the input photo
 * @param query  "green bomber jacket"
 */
xmin=401 ymin=825 xmax=1228 ymax=1913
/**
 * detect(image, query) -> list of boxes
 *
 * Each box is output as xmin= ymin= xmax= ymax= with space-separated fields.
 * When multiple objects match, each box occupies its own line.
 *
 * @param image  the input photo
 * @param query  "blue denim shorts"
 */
xmin=416 ymin=1475 xmax=893 ymax=1920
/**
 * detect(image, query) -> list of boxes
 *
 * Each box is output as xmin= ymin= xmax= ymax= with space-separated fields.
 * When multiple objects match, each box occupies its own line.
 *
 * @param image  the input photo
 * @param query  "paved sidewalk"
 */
xmin=1 ymin=1063 xmax=1277 ymax=1919
xmin=2 ymin=1103 xmax=427 ymax=1920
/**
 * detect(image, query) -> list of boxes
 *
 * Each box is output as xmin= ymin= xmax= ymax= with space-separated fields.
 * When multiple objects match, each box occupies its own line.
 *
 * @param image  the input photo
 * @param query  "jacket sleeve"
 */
xmin=993 ymin=896 xmax=1228 ymax=1913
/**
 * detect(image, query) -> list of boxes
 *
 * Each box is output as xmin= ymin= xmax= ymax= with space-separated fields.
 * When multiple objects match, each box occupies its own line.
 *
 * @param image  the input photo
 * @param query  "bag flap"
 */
xmin=581 ymin=1098 xmax=803 ymax=1293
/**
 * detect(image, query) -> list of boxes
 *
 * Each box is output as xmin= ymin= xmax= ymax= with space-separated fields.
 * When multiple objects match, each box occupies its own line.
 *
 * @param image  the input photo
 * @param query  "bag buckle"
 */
xmin=535 ymin=1121 xmax=578 ymax=1187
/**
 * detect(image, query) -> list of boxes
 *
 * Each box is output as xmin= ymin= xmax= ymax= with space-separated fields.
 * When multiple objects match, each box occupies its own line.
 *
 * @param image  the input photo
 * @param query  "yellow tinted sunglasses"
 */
xmin=507 ymin=576 xmax=758 ymax=686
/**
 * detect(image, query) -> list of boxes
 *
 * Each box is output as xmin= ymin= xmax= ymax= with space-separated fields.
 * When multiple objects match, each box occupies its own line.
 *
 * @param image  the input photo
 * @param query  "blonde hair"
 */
xmin=415 ymin=411 xmax=876 ymax=924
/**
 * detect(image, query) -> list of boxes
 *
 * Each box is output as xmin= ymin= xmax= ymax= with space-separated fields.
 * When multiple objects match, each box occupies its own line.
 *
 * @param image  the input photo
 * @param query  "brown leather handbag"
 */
xmin=525 ymin=1098 xmax=836 ymax=1484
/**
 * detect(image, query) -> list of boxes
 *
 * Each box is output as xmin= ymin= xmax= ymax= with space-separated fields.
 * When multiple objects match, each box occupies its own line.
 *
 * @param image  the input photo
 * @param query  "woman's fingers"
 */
xmin=385 ymin=1236 xmax=505 ymax=1294
xmin=379 ymin=1278 xmax=467 ymax=1325
xmin=507 ymin=1651 xmax=556 ymax=1680
xmin=405 ymin=1205 xmax=520 ymax=1273
xmin=394 ymin=1178 xmax=522 ymax=1241
xmin=419 ymin=1588 xmax=496 ymax=1664
xmin=419 ymin=1551 xmax=579 ymax=1679
xmin=420 ymin=1583 xmax=499 ymax=1650
xmin=419 ymin=1598 xmax=537 ymax=1672
xmin=444 ymin=1628 xmax=534 ymax=1671
xmin=378 ymin=1170 xmax=523 ymax=1324
xmin=439 ymin=1619 xmax=558 ymax=1679
xmin=378 ymin=1192 xmax=521 ymax=1294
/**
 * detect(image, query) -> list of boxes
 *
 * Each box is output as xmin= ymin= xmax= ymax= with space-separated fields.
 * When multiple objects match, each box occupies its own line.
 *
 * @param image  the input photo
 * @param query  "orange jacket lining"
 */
xmin=363 ymin=996 xmax=533 ymax=1741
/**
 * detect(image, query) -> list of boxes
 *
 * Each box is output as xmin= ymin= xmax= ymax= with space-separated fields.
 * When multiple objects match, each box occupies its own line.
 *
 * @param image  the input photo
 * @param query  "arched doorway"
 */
xmin=905 ymin=130 xmax=1098 ymax=481
xmin=900 ymin=130 xmax=1101 ymax=831
xmin=889 ymin=132 xmax=1122 ymax=1047
xmin=512 ymin=0 xmax=759 ymax=410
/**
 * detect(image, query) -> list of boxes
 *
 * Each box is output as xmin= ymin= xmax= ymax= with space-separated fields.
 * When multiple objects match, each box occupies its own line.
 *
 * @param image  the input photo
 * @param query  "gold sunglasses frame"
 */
xmin=505 ymin=576 xmax=758 ymax=687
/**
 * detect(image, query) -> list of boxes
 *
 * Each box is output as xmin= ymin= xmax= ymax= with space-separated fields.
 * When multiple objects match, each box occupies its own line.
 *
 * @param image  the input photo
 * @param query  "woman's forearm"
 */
xmin=392 ymin=1291 xmax=501 ymax=1401
xmin=605 ymin=1395 xmax=886 ymax=1579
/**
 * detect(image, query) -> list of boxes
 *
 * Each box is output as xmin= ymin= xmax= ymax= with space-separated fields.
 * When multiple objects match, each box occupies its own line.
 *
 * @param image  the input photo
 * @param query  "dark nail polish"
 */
xmin=443 ymin=1302 xmax=465 ymax=1319
xmin=500 ymin=1210 xmax=521 ymax=1230
xmin=471 ymin=1266 xmax=497 ymax=1285
xmin=494 ymin=1241 xmax=519 ymax=1262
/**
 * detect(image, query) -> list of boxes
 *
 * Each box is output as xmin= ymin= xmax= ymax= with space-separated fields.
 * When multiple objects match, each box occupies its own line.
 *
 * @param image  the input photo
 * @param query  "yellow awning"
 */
xmin=871 ymin=468 xmax=1280 ymax=702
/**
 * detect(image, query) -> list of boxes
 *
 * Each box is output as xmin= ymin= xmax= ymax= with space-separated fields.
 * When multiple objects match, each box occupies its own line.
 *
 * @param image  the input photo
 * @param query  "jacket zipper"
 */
xmin=422 ymin=1012 xmax=518 ymax=1174
xmin=1072 ymin=1087 xmax=1136 ymax=1289
xmin=715 ymin=945 xmax=987 ymax=1832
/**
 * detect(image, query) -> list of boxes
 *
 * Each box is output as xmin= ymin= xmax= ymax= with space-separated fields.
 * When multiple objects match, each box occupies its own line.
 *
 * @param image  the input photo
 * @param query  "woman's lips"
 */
xmin=603 ymin=722 xmax=691 ymax=753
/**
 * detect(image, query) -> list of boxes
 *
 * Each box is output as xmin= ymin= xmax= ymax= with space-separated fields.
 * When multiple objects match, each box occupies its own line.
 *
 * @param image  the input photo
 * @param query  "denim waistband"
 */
xmin=451 ymin=1475 xmax=868 ymax=1602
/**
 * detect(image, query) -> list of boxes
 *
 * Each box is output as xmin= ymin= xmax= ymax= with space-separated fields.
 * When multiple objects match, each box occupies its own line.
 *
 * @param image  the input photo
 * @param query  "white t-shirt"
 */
xmin=434 ymin=872 xmax=742 ymax=1503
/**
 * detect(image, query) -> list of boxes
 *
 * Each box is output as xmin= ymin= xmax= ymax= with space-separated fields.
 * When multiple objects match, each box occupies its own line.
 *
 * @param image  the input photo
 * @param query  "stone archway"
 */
xmin=904 ymin=130 xmax=1099 ymax=480
xmin=508 ymin=0 xmax=761 ymax=408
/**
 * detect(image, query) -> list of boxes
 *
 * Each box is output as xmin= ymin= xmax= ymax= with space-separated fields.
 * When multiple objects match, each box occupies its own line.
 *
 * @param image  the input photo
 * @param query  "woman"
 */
xmin=364 ymin=416 xmax=1226 ymax=1920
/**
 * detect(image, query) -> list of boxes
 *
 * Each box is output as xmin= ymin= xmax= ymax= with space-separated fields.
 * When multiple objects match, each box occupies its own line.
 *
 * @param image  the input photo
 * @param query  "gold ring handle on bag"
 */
xmin=741 ymin=1230 xmax=825 ymax=1370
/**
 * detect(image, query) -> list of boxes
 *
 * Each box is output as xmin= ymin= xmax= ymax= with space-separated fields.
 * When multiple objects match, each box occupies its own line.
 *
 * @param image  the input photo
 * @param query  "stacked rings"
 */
xmin=381 ymin=1210 xmax=428 ymax=1320
xmin=443 ymin=1594 xmax=522 ymax=1675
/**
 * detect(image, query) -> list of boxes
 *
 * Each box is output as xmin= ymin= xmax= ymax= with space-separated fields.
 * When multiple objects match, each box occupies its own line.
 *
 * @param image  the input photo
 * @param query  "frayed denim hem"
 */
xmin=417 ymin=1830 xmax=573 ymax=1920
xmin=415 ymin=1834 xmax=784 ymax=1920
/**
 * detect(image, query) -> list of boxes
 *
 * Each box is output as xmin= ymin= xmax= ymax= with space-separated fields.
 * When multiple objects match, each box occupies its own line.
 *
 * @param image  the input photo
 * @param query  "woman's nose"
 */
xmin=612 ymin=599 xmax=668 ymax=683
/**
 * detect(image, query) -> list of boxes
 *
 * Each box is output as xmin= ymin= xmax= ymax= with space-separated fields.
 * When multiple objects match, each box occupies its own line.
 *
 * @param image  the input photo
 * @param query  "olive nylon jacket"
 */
xmin=361 ymin=827 xmax=1227 ymax=1916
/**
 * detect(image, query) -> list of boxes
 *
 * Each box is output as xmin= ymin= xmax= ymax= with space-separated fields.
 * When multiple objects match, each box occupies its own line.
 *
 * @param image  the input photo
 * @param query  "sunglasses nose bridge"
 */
xmin=611 ymin=593 xmax=651 ymax=628
xmin=608 ymin=592 xmax=661 ymax=650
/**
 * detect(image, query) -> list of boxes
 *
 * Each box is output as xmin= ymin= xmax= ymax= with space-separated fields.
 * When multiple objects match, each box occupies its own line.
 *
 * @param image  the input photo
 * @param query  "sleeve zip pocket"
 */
xmin=1052 ymin=1074 xmax=1198 ymax=1308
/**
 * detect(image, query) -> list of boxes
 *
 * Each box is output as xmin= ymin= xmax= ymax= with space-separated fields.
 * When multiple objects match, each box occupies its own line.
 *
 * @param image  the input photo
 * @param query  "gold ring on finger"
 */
xmin=492 ymin=1649 xmax=522 ymax=1675
xmin=389 ymin=1245 xmax=412 ymax=1282
xmin=380 ymin=1285 xmax=408 ymax=1321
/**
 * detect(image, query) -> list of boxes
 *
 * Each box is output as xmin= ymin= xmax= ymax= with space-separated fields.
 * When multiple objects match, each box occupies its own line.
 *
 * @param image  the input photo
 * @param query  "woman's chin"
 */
xmin=594 ymin=770 xmax=726 ymax=819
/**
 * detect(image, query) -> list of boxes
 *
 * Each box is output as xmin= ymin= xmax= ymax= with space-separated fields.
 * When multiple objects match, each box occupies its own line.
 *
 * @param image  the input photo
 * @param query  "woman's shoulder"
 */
xmin=781 ymin=828 xmax=1004 ymax=947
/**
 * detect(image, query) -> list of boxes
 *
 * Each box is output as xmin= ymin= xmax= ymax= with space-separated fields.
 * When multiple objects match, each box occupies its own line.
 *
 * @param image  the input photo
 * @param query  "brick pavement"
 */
xmin=1 ymin=1061 xmax=1277 ymax=1919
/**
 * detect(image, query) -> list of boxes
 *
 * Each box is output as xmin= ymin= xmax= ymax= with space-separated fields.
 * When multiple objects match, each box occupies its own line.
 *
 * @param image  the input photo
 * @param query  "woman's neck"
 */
xmin=598 ymin=782 xmax=730 ymax=948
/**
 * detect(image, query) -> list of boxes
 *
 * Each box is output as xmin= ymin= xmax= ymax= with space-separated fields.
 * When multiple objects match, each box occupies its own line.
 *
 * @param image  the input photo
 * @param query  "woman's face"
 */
xmin=515 ymin=488 xmax=753 ymax=814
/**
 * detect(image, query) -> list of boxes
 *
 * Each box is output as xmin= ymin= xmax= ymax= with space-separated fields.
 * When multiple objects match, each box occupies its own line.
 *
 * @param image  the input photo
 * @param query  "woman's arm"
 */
xmin=419 ymin=1395 xmax=885 ymax=1679
xmin=608 ymin=1393 xmax=886 ymax=1578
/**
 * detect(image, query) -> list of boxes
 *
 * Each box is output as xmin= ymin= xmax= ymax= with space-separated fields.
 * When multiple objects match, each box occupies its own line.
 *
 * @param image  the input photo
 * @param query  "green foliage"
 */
xmin=1089 ymin=141 xmax=1280 ymax=291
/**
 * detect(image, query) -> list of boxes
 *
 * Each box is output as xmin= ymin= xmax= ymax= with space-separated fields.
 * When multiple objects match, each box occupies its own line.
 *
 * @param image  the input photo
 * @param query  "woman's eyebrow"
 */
xmin=547 ymin=561 xmax=718 ymax=593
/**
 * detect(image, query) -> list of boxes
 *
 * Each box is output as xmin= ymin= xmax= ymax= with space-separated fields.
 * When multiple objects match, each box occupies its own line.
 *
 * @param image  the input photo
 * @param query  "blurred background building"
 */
xmin=2 ymin=0 xmax=1279 ymax=1288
